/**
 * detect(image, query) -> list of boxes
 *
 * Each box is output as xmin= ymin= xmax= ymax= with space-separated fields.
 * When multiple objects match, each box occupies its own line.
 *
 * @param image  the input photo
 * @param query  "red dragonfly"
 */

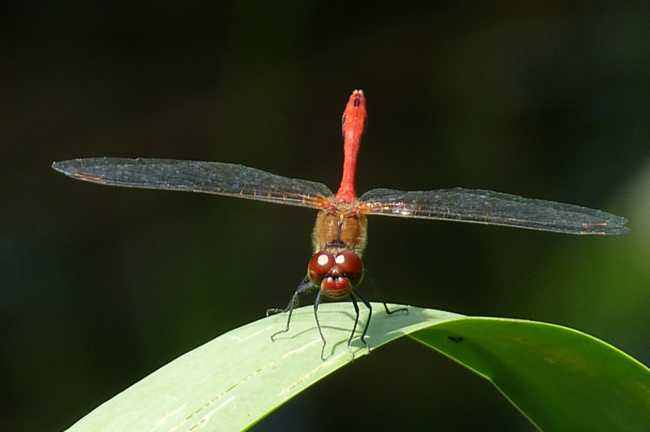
xmin=52 ymin=90 xmax=628 ymax=359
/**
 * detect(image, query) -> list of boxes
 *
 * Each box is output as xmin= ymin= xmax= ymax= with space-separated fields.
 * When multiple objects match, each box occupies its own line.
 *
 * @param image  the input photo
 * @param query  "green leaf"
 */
xmin=64 ymin=304 xmax=650 ymax=432
xmin=411 ymin=318 xmax=650 ymax=431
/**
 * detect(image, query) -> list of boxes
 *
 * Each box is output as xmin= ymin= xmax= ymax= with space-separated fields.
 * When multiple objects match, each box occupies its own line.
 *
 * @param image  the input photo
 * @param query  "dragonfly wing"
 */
xmin=358 ymin=187 xmax=628 ymax=235
xmin=52 ymin=158 xmax=334 ymax=209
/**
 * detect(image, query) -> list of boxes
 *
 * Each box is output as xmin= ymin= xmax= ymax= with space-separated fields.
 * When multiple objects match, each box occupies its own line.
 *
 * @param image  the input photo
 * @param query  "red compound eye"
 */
xmin=308 ymin=250 xmax=335 ymax=286
xmin=334 ymin=250 xmax=364 ymax=286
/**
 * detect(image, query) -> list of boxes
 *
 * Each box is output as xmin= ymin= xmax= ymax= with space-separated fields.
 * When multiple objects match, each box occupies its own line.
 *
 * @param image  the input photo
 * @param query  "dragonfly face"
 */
xmin=308 ymin=249 xmax=364 ymax=298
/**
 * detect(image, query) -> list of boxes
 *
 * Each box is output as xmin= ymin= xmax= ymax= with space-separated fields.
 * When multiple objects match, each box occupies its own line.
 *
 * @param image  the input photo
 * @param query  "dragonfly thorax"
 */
xmin=311 ymin=208 xmax=368 ymax=256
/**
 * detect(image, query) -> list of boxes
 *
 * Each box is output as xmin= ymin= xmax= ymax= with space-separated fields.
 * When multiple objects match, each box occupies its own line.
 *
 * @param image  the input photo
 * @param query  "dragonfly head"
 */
xmin=307 ymin=249 xmax=364 ymax=298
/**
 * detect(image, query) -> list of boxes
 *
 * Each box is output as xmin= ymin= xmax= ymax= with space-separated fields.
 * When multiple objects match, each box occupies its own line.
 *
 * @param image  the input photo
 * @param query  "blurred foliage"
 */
xmin=1 ymin=1 xmax=649 ymax=431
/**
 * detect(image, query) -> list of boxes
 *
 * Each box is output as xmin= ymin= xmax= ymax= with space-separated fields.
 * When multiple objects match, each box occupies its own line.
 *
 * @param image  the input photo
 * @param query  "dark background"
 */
xmin=2 ymin=1 xmax=650 ymax=431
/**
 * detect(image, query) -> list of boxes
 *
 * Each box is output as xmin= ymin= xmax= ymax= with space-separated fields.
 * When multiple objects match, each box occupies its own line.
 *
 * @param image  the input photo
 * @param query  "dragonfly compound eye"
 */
xmin=334 ymin=249 xmax=364 ymax=286
xmin=308 ymin=250 xmax=336 ymax=286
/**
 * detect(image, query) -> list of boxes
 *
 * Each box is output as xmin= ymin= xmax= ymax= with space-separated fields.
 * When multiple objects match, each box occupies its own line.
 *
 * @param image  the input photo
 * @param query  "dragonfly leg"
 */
xmin=365 ymin=269 xmax=409 ymax=316
xmin=268 ymin=278 xmax=312 ymax=342
xmin=351 ymin=288 xmax=372 ymax=356
xmin=313 ymin=291 xmax=328 ymax=360
xmin=267 ymin=276 xmax=310 ymax=315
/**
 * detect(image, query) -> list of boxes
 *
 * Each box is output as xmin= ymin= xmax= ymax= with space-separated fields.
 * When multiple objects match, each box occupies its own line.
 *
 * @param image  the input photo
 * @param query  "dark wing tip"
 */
xmin=601 ymin=221 xmax=630 ymax=235
xmin=52 ymin=159 xmax=73 ymax=175
xmin=52 ymin=158 xmax=107 ymax=176
xmin=52 ymin=158 xmax=103 ymax=180
xmin=615 ymin=226 xmax=631 ymax=235
xmin=579 ymin=215 xmax=629 ymax=235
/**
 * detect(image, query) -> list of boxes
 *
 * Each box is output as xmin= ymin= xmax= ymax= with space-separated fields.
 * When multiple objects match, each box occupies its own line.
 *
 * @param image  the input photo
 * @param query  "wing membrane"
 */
xmin=358 ymin=187 xmax=628 ymax=235
xmin=52 ymin=158 xmax=334 ymax=209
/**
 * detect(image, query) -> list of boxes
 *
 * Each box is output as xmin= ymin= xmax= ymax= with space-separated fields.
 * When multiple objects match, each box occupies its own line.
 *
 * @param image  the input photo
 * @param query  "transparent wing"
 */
xmin=52 ymin=158 xmax=334 ymax=209
xmin=358 ymin=187 xmax=628 ymax=235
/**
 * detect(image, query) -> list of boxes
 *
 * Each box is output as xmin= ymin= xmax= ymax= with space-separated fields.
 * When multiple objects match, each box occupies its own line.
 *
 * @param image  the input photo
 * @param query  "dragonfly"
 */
xmin=52 ymin=90 xmax=629 ymax=360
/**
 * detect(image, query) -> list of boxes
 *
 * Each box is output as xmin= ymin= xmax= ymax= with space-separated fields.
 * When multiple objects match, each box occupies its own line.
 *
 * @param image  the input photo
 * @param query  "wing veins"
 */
xmin=53 ymin=158 xmax=334 ymax=209
xmin=359 ymin=187 xmax=628 ymax=235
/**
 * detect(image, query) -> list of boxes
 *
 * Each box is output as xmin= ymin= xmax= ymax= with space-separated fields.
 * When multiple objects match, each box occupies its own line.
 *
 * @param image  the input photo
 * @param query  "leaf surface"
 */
xmin=64 ymin=304 xmax=650 ymax=432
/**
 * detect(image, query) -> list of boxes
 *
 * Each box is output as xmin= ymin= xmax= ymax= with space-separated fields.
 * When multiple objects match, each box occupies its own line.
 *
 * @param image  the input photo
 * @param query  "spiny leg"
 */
xmin=268 ymin=277 xmax=312 ymax=341
xmin=313 ymin=291 xmax=328 ymax=360
xmin=351 ymin=288 xmax=372 ymax=355
xmin=267 ymin=276 xmax=309 ymax=316
xmin=346 ymin=294 xmax=363 ymax=359
xmin=365 ymin=269 xmax=409 ymax=316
